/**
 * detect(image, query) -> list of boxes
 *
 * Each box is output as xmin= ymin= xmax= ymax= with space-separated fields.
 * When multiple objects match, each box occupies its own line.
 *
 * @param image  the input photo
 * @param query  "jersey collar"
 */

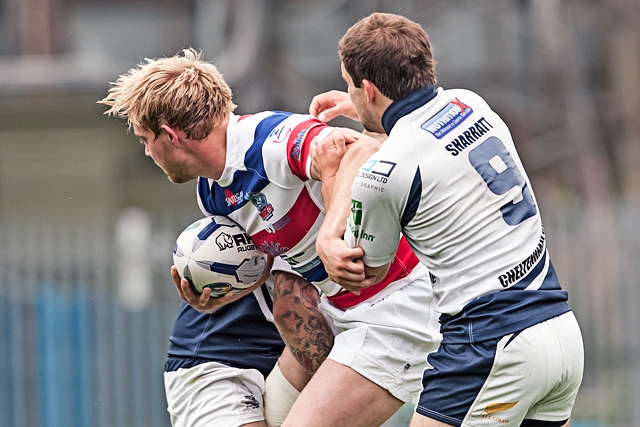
xmin=381 ymin=85 xmax=437 ymax=134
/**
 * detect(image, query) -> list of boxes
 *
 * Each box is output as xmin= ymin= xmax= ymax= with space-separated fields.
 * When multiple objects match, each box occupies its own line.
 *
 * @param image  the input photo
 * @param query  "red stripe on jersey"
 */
xmin=237 ymin=114 xmax=252 ymax=121
xmin=250 ymin=186 xmax=321 ymax=254
xmin=286 ymin=119 xmax=327 ymax=181
xmin=327 ymin=237 xmax=420 ymax=309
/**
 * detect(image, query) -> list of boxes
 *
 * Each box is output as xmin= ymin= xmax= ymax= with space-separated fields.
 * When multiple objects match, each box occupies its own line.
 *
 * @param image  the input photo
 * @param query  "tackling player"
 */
xmin=99 ymin=48 xmax=442 ymax=427
xmin=311 ymin=12 xmax=584 ymax=427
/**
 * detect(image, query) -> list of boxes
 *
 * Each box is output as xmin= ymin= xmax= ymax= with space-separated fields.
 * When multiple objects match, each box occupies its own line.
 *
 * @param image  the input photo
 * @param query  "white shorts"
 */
xmin=320 ymin=264 xmax=442 ymax=405
xmin=164 ymin=361 xmax=266 ymax=427
xmin=417 ymin=311 xmax=584 ymax=426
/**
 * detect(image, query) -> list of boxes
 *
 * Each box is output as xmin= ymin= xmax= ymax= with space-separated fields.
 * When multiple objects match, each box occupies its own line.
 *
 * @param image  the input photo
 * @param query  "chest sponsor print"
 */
xmin=245 ymin=191 xmax=274 ymax=221
xmin=224 ymin=189 xmax=244 ymax=207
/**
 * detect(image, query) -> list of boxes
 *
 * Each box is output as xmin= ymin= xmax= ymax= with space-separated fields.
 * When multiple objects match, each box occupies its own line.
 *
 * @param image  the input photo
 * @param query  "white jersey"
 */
xmin=345 ymin=86 xmax=570 ymax=344
xmin=197 ymin=112 xmax=420 ymax=308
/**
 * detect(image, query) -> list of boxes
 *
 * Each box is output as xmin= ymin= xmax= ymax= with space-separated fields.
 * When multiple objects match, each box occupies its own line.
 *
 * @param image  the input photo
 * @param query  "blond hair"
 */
xmin=98 ymin=48 xmax=236 ymax=139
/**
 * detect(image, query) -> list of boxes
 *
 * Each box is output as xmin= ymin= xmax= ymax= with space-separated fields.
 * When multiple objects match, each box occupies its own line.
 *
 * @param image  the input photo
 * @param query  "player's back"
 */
xmin=348 ymin=87 xmax=571 ymax=343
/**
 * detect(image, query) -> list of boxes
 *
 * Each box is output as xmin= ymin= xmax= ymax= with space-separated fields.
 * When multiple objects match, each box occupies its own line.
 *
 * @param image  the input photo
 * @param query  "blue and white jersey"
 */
xmin=345 ymin=86 xmax=571 ymax=344
xmin=197 ymin=111 xmax=336 ymax=291
xmin=197 ymin=111 xmax=421 ymax=308
xmin=165 ymin=110 xmax=421 ymax=377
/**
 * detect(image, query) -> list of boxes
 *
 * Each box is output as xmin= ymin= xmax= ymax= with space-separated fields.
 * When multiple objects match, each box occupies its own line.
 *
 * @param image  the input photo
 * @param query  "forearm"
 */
xmin=271 ymin=270 xmax=334 ymax=375
xmin=321 ymin=135 xmax=380 ymax=239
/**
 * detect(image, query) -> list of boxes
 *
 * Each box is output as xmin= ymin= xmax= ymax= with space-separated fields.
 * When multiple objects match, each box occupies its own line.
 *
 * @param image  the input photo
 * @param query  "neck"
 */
xmin=381 ymin=85 xmax=436 ymax=134
xmin=198 ymin=116 xmax=229 ymax=180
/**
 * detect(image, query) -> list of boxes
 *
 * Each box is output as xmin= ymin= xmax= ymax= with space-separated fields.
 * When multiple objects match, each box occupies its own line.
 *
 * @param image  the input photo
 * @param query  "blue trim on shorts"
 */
xmin=164 ymin=357 xmax=266 ymax=377
xmin=439 ymin=261 xmax=571 ymax=344
xmin=416 ymin=337 xmax=501 ymax=426
xmin=165 ymin=356 xmax=227 ymax=372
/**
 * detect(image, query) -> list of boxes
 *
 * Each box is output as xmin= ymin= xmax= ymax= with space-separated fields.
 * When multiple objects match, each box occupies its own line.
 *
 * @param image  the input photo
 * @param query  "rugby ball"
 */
xmin=173 ymin=216 xmax=268 ymax=296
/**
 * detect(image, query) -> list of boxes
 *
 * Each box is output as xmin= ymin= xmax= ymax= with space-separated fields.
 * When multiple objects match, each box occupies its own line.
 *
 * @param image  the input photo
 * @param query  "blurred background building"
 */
xmin=0 ymin=0 xmax=638 ymax=426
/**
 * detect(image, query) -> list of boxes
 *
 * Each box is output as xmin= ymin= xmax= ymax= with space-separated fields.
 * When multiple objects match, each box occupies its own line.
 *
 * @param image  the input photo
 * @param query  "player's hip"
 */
xmin=164 ymin=361 xmax=267 ymax=427
xmin=321 ymin=272 xmax=442 ymax=404
xmin=319 ymin=266 xmax=439 ymax=343
xmin=416 ymin=311 xmax=584 ymax=426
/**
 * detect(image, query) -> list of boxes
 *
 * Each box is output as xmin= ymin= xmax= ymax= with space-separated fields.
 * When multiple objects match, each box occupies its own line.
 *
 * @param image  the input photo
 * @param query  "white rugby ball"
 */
xmin=173 ymin=216 xmax=268 ymax=296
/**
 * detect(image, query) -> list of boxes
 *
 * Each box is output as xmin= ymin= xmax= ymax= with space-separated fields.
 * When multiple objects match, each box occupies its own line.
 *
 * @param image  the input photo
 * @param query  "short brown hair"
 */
xmin=98 ymin=48 xmax=236 ymax=139
xmin=339 ymin=13 xmax=437 ymax=101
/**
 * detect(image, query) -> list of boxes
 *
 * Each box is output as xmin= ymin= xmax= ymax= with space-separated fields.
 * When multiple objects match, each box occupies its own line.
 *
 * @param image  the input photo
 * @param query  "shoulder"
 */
xmin=231 ymin=111 xmax=291 ymax=138
xmin=444 ymin=88 xmax=492 ymax=111
xmin=238 ymin=111 xmax=327 ymax=150
xmin=267 ymin=113 xmax=329 ymax=144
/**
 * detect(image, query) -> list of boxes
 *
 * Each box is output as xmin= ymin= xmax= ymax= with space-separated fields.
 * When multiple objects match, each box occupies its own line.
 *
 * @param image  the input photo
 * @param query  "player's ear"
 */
xmin=161 ymin=124 xmax=181 ymax=146
xmin=362 ymin=79 xmax=377 ymax=104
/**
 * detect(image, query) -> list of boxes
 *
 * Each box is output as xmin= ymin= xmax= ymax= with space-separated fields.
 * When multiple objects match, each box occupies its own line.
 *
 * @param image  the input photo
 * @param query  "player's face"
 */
xmin=133 ymin=125 xmax=196 ymax=184
xmin=341 ymin=63 xmax=384 ymax=134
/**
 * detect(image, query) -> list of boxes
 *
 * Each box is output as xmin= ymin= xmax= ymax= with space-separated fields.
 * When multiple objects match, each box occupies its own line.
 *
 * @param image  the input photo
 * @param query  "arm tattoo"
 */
xmin=272 ymin=271 xmax=334 ymax=375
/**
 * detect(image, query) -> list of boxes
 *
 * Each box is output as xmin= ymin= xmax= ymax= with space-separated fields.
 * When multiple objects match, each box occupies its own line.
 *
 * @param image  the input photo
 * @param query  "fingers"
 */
xmin=171 ymin=265 xmax=230 ymax=313
xmin=335 ymin=127 xmax=380 ymax=149
xmin=316 ymin=243 xmax=379 ymax=296
xmin=339 ymin=276 xmax=378 ymax=295
xmin=317 ymin=130 xmax=348 ymax=153
xmin=317 ymin=107 xmax=341 ymax=124
xmin=323 ymin=130 xmax=347 ymax=151
xmin=171 ymin=265 xmax=186 ymax=300
xmin=309 ymin=91 xmax=357 ymax=123
xmin=339 ymin=251 xmax=367 ymax=275
xmin=312 ymin=129 xmax=350 ymax=181
xmin=309 ymin=94 xmax=322 ymax=117
xmin=338 ymin=127 xmax=366 ymax=142
xmin=309 ymin=92 xmax=341 ymax=119
xmin=199 ymin=286 xmax=212 ymax=304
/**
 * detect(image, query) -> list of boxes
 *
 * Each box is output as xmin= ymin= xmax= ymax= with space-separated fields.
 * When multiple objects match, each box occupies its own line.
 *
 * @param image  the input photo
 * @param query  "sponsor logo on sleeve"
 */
xmin=360 ymin=159 xmax=396 ymax=177
xmin=290 ymin=128 xmax=308 ymax=161
xmin=421 ymin=97 xmax=473 ymax=139
xmin=351 ymin=199 xmax=363 ymax=226
xmin=355 ymin=160 xmax=396 ymax=192
xmin=348 ymin=199 xmax=375 ymax=242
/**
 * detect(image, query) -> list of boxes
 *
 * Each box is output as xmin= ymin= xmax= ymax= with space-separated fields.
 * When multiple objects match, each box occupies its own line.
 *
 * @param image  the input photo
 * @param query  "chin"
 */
xmin=167 ymin=175 xmax=193 ymax=184
xmin=363 ymin=123 xmax=385 ymax=134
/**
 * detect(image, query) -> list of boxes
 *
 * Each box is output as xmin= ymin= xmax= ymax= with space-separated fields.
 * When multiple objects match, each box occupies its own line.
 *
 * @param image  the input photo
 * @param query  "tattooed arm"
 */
xmin=271 ymin=270 xmax=334 ymax=375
